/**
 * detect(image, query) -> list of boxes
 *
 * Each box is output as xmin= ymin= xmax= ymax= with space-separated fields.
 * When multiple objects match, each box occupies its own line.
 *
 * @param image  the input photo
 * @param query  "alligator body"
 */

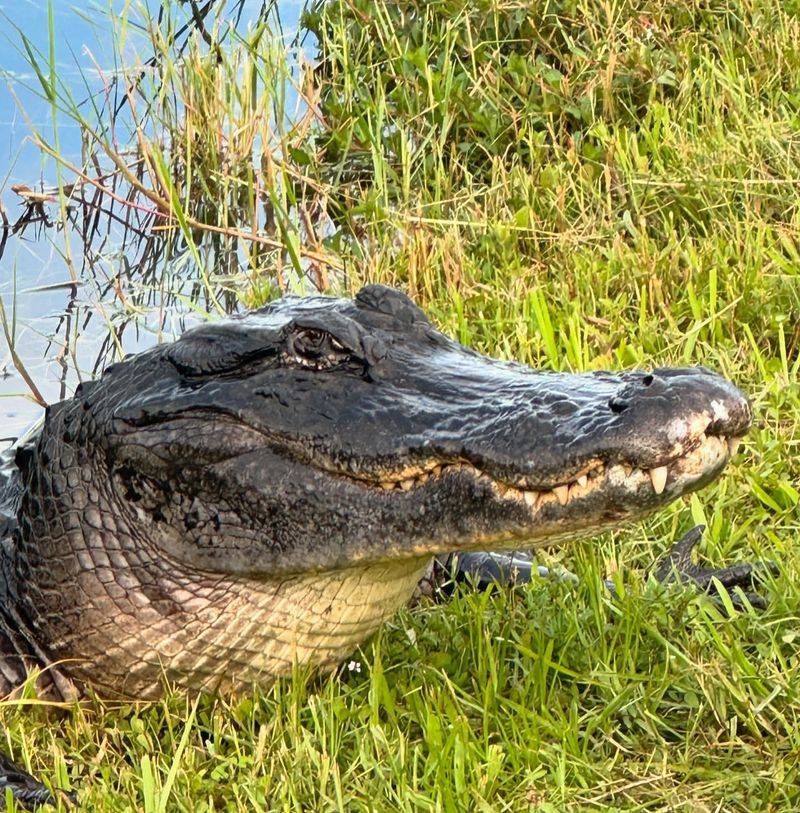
xmin=0 ymin=284 xmax=760 ymax=804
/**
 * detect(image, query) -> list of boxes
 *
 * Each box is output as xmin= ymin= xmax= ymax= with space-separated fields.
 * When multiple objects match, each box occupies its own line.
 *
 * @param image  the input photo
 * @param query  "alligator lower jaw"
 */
xmin=356 ymin=431 xmax=742 ymax=509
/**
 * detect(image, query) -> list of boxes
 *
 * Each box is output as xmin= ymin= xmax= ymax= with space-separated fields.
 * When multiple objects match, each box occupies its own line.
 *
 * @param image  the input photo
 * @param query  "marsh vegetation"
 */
xmin=0 ymin=0 xmax=798 ymax=809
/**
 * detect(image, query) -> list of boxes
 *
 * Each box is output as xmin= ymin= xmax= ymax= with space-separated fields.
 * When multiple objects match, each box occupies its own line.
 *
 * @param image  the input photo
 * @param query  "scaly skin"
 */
xmin=0 ymin=284 xmax=752 ymax=703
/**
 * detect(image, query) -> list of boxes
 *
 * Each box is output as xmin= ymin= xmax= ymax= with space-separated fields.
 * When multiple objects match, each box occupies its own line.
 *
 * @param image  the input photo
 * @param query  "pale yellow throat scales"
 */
xmin=65 ymin=557 xmax=431 ymax=699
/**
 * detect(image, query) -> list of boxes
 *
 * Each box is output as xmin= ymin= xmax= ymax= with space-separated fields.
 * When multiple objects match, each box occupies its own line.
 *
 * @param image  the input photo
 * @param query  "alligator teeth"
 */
xmin=372 ymin=432 xmax=733 ymax=501
xmin=649 ymin=465 xmax=668 ymax=495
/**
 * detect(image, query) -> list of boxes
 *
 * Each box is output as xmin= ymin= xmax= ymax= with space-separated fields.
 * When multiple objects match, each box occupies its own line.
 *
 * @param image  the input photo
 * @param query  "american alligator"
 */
xmin=0 ymin=284 xmax=769 ymax=806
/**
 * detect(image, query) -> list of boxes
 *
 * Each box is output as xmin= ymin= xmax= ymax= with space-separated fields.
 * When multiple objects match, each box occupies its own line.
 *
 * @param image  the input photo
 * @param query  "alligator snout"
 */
xmin=603 ymin=366 xmax=751 ymax=469
xmin=609 ymin=367 xmax=750 ymax=426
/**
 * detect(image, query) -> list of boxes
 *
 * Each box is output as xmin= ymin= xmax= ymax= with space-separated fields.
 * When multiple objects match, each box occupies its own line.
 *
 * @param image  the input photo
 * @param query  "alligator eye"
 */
xmin=286 ymin=328 xmax=349 ymax=369
xmin=294 ymin=328 xmax=327 ymax=356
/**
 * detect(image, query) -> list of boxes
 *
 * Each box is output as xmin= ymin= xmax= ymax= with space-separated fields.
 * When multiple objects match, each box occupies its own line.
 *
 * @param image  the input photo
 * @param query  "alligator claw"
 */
xmin=653 ymin=524 xmax=777 ymax=610
xmin=0 ymin=749 xmax=71 ymax=809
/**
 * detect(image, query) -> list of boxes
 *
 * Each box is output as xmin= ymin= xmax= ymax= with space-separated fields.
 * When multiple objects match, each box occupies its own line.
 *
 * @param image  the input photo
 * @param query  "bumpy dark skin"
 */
xmin=0 ymin=284 xmax=763 ymax=808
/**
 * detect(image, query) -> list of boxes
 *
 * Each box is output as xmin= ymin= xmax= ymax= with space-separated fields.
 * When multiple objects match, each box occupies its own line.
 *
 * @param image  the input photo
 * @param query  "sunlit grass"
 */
xmin=1 ymin=0 xmax=799 ymax=810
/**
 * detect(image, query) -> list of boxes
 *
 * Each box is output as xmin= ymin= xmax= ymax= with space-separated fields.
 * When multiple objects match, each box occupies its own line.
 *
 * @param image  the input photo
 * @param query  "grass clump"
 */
xmin=0 ymin=0 xmax=799 ymax=810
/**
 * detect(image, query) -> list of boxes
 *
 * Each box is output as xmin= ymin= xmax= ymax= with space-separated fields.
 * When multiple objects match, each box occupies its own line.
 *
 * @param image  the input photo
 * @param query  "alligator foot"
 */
xmin=0 ymin=750 xmax=70 ymax=810
xmin=434 ymin=526 xmax=775 ymax=610
xmin=432 ymin=550 xmax=580 ymax=597
xmin=652 ymin=524 xmax=777 ymax=610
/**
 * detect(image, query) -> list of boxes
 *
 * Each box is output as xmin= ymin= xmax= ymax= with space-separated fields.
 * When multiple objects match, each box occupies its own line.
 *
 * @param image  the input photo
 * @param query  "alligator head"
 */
xmin=15 ymin=284 xmax=751 ymax=696
xmin=92 ymin=284 xmax=750 ymax=573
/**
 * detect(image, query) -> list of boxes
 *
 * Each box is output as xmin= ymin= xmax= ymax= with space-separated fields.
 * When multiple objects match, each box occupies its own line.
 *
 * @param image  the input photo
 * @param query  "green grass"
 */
xmin=2 ymin=0 xmax=800 ymax=809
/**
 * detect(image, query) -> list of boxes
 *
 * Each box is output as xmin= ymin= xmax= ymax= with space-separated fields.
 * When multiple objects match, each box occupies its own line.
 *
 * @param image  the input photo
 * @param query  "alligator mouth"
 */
xmin=350 ymin=430 xmax=743 ymax=510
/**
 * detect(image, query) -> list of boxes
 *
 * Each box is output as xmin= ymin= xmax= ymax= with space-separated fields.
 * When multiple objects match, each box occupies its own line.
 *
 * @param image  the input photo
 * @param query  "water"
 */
xmin=0 ymin=1 xmax=306 ymax=446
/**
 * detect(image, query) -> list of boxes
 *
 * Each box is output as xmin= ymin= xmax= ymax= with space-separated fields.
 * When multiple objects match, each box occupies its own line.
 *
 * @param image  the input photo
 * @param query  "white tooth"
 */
xmin=554 ymin=485 xmax=569 ymax=506
xmin=577 ymin=474 xmax=588 ymax=487
xmin=649 ymin=466 xmax=668 ymax=495
xmin=380 ymin=482 xmax=393 ymax=491
xmin=727 ymin=437 xmax=741 ymax=457
xmin=523 ymin=490 xmax=538 ymax=508
xmin=400 ymin=478 xmax=414 ymax=491
xmin=432 ymin=465 xmax=443 ymax=477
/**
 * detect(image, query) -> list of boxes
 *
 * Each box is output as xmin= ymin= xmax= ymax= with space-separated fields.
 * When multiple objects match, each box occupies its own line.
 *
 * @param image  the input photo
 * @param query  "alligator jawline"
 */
xmin=333 ymin=430 xmax=741 ymax=509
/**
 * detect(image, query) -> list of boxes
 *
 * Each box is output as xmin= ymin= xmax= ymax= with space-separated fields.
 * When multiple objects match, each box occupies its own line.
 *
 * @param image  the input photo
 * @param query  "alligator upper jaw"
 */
xmin=337 ymin=426 xmax=742 ymax=513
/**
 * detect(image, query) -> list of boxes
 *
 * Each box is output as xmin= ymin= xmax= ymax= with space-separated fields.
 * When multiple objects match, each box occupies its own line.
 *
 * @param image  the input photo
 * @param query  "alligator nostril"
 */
xmin=642 ymin=373 xmax=654 ymax=386
xmin=609 ymin=397 xmax=629 ymax=414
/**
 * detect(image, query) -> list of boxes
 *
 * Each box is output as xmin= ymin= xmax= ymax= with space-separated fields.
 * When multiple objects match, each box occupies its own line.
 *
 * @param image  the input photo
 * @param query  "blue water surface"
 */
xmin=0 ymin=1 xmax=305 ymax=444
